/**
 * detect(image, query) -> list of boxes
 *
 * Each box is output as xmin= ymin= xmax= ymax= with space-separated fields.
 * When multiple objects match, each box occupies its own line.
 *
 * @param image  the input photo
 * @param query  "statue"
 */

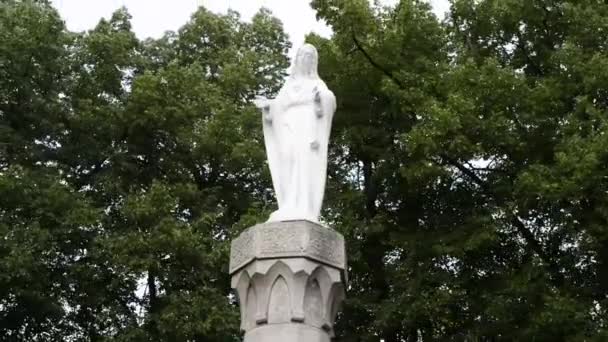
xmin=254 ymin=44 xmax=336 ymax=223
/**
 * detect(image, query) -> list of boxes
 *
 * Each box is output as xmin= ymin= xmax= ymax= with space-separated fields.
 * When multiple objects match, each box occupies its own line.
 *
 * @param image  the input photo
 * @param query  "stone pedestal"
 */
xmin=230 ymin=220 xmax=347 ymax=342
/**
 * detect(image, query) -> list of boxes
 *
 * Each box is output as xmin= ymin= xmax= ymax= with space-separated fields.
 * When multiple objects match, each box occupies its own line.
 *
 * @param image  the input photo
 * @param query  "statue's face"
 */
xmin=294 ymin=44 xmax=318 ymax=76
xmin=298 ymin=49 xmax=315 ymax=69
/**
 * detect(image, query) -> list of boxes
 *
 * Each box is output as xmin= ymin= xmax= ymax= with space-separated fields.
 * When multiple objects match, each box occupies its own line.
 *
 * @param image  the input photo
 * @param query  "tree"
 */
xmin=1 ymin=1 xmax=289 ymax=340
xmin=311 ymin=0 xmax=608 ymax=340
xmin=3 ymin=0 xmax=608 ymax=341
xmin=0 ymin=1 xmax=101 ymax=339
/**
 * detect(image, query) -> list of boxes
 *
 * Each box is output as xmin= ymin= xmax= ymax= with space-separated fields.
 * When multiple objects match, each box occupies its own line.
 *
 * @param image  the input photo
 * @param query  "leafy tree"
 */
xmin=0 ymin=1 xmax=100 ymax=339
xmin=2 ymin=0 xmax=608 ymax=341
xmin=311 ymin=0 xmax=608 ymax=341
xmin=1 ymin=1 xmax=289 ymax=341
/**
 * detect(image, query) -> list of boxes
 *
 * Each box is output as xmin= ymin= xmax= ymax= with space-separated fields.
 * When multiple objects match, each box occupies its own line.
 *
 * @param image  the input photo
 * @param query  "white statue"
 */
xmin=254 ymin=44 xmax=336 ymax=223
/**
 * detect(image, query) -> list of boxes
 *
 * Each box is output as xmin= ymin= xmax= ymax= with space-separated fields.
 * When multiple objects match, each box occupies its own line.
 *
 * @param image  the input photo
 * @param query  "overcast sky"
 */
xmin=50 ymin=0 xmax=450 ymax=59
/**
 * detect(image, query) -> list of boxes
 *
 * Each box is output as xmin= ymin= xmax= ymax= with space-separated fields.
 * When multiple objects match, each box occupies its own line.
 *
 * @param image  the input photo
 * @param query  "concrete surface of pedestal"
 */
xmin=230 ymin=220 xmax=347 ymax=342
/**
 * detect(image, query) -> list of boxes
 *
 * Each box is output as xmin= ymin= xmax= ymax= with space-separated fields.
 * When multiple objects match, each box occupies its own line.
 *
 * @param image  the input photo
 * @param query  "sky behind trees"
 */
xmin=50 ymin=0 xmax=450 ymax=59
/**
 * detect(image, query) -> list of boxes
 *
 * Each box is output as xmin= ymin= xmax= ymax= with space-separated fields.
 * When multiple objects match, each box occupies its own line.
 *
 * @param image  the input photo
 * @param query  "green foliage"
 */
xmin=1 ymin=1 xmax=288 ymax=341
xmin=2 ymin=0 xmax=608 ymax=341
xmin=311 ymin=0 xmax=608 ymax=340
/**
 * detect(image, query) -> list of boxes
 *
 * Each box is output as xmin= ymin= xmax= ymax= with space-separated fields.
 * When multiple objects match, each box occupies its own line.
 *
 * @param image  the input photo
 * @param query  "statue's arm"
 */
xmin=253 ymin=97 xmax=273 ymax=123
xmin=313 ymin=87 xmax=336 ymax=119
xmin=309 ymin=87 xmax=337 ymax=151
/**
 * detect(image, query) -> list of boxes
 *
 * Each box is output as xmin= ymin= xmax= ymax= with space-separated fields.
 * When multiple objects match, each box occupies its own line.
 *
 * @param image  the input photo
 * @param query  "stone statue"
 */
xmin=254 ymin=44 xmax=336 ymax=223
xmin=231 ymin=44 xmax=345 ymax=342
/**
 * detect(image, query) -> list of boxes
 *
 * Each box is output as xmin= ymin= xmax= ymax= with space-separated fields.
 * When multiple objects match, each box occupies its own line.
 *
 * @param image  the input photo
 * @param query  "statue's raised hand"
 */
xmin=253 ymin=97 xmax=272 ymax=123
xmin=313 ymin=87 xmax=323 ymax=118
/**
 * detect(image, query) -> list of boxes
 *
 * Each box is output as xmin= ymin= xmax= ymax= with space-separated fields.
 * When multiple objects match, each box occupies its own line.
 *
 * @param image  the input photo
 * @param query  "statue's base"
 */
xmin=245 ymin=323 xmax=329 ymax=342
xmin=229 ymin=220 xmax=347 ymax=341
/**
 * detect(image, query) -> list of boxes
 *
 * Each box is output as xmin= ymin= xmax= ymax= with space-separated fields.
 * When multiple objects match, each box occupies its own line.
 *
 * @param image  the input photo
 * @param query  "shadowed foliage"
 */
xmin=1 ymin=0 xmax=608 ymax=341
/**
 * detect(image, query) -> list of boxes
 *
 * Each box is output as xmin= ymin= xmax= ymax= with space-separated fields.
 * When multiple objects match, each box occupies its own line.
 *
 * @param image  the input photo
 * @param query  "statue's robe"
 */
xmin=263 ymin=77 xmax=336 ymax=223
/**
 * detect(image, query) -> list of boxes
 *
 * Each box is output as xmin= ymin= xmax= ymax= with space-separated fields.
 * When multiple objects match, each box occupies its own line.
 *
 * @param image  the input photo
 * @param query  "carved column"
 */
xmin=230 ymin=220 xmax=347 ymax=342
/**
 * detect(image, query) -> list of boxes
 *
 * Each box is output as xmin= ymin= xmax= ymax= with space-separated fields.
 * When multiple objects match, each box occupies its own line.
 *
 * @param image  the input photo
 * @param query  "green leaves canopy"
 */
xmin=1 ymin=1 xmax=288 ymax=340
xmin=2 ymin=0 xmax=608 ymax=341
xmin=311 ymin=0 xmax=608 ymax=340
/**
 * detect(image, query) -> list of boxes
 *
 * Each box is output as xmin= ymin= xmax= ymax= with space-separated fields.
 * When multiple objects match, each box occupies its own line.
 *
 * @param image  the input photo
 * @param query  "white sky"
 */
xmin=50 ymin=0 xmax=450 ymax=59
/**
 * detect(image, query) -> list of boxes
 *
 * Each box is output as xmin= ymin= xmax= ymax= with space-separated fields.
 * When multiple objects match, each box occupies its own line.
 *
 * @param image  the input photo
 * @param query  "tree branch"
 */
xmin=351 ymin=34 xmax=419 ymax=123
xmin=510 ymin=215 xmax=565 ymax=285
xmin=351 ymin=34 xmax=406 ymax=89
xmin=350 ymin=33 xmax=563 ymax=284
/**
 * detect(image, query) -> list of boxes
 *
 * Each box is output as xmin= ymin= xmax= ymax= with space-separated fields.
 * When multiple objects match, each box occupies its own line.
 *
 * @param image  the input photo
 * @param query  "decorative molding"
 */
xmin=232 ymin=258 xmax=345 ymax=337
xmin=229 ymin=220 xmax=346 ymax=274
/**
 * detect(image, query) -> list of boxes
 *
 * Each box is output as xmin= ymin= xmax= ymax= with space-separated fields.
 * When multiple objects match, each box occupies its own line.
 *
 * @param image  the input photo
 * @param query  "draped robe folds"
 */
xmin=258 ymin=48 xmax=336 ymax=223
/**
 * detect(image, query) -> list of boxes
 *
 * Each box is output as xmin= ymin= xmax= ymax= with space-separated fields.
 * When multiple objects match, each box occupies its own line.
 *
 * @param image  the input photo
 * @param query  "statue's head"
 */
xmin=292 ymin=43 xmax=319 ymax=79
